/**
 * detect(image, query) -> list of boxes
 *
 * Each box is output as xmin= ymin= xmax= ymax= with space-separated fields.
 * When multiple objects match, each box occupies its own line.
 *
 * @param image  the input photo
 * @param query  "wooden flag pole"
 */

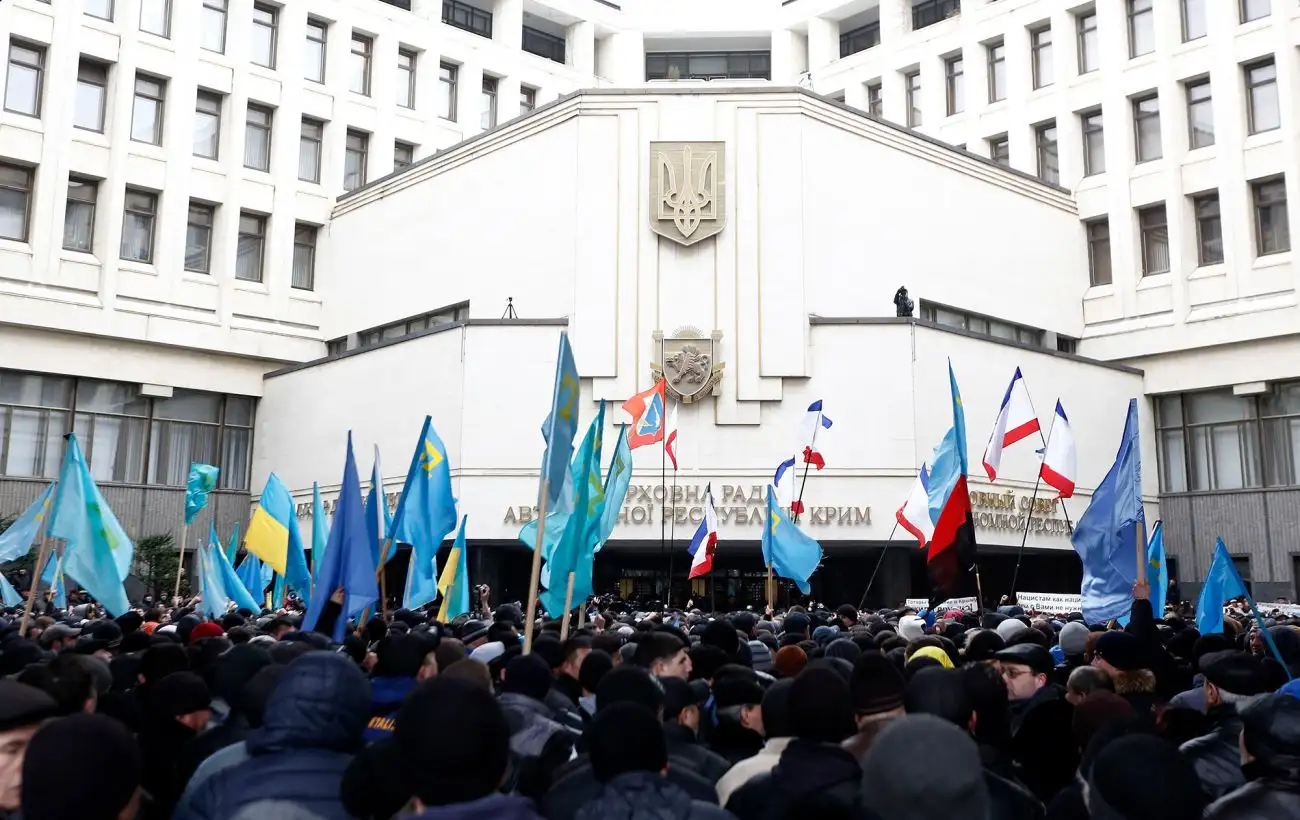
xmin=20 ymin=537 xmax=53 ymax=636
xmin=523 ymin=479 xmax=550 ymax=654
xmin=172 ymin=522 xmax=190 ymax=603
xmin=765 ymin=564 xmax=774 ymax=614
xmin=559 ymin=571 xmax=576 ymax=640
xmin=576 ymin=599 xmax=587 ymax=631
xmin=47 ymin=546 xmax=67 ymax=606
xmin=1135 ymin=519 xmax=1147 ymax=585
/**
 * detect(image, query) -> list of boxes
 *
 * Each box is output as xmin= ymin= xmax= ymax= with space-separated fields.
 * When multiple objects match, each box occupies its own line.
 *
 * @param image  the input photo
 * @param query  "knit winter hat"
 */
xmin=747 ymin=640 xmax=773 ymax=673
xmin=188 ymin=622 xmax=224 ymax=644
xmin=849 ymin=652 xmax=906 ymax=716
xmin=22 ymin=714 xmax=140 ymax=820
xmin=963 ymin=630 xmax=1005 ymax=662
xmin=147 ymin=671 xmax=211 ymax=718
xmin=1087 ymin=735 xmax=1205 ymax=820
xmin=588 ymin=703 xmax=668 ymax=783
xmin=1094 ymin=631 xmax=1146 ymax=672
xmin=502 ymin=654 xmax=552 ymax=701
xmin=898 ymin=616 xmax=926 ymax=642
xmin=396 ymin=677 xmax=510 ymax=806
xmin=772 ymin=645 xmax=808 ymax=679
xmin=1058 ymin=621 xmax=1090 ymax=656
xmin=863 ymin=715 xmax=990 ymax=820
xmin=788 ymin=666 xmax=856 ymax=743
xmin=995 ymin=619 xmax=1029 ymax=642
xmin=1202 ymin=651 xmax=1270 ymax=696
xmin=596 ymin=665 xmax=666 ymax=714
xmin=825 ymin=638 xmax=862 ymax=663
xmin=908 ymin=646 xmax=954 ymax=669
xmin=0 ymin=680 xmax=58 ymax=732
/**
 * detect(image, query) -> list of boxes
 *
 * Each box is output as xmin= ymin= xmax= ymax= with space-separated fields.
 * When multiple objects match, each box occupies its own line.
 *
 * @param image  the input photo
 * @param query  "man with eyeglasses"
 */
xmin=993 ymin=643 xmax=1076 ymax=802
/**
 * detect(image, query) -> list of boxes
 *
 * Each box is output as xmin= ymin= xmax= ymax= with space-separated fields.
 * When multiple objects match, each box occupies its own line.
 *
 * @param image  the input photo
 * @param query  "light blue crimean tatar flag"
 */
xmin=389 ymin=418 xmax=458 ymax=610
xmin=539 ymin=333 xmax=580 ymax=510
xmin=540 ymin=402 xmax=606 ymax=617
xmin=310 ymin=482 xmax=329 ymax=589
xmin=1196 ymin=538 xmax=1249 ymax=636
xmin=236 ymin=550 xmax=266 ymax=603
xmin=40 ymin=551 xmax=67 ymax=610
xmin=0 ymin=482 xmax=55 ymax=562
xmin=184 ymin=463 xmax=220 ymax=525
xmin=596 ymin=425 xmax=633 ymax=549
xmin=1147 ymin=521 xmax=1167 ymax=617
xmin=762 ymin=488 xmax=822 ymax=595
xmin=365 ymin=447 xmax=395 ymax=569
xmin=1070 ymin=399 xmax=1144 ymax=624
xmin=0 ymin=573 xmax=21 ymax=607
xmin=47 ymin=433 xmax=133 ymax=617
xmin=208 ymin=523 xmax=260 ymax=613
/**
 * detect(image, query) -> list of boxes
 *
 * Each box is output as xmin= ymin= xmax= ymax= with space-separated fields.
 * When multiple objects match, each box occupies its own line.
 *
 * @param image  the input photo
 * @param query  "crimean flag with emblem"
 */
xmin=623 ymin=379 xmax=667 ymax=450
xmin=390 ymin=416 xmax=458 ymax=610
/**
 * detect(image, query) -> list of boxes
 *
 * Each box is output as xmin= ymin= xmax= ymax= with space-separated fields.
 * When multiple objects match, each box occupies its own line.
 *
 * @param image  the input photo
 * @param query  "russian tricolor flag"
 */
xmin=665 ymin=403 xmax=679 ymax=471
xmin=801 ymin=400 xmax=833 ymax=469
xmin=687 ymin=484 xmax=718 ymax=579
xmin=896 ymin=464 xmax=935 ymax=548
xmin=773 ymin=456 xmax=801 ymax=514
xmin=982 ymin=368 xmax=1041 ymax=481
xmin=1039 ymin=401 xmax=1077 ymax=498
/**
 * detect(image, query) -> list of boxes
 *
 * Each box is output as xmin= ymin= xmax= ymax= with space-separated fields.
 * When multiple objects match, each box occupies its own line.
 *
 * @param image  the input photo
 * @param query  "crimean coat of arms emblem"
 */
xmin=652 ymin=328 xmax=725 ymax=404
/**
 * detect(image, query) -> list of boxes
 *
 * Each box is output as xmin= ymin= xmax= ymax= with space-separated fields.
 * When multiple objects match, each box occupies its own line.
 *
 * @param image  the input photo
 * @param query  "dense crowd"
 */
xmin=2 ymin=582 xmax=1300 ymax=820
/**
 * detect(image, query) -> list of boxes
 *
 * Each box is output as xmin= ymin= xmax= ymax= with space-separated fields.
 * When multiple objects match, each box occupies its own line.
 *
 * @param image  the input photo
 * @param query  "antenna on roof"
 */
xmin=502 ymin=297 xmax=518 ymax=320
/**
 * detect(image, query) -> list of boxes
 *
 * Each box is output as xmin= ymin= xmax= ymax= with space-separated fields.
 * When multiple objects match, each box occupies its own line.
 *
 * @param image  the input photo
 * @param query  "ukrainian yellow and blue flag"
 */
xmin=244 ymin=473 xmax=311 ymax=606
xmin=436 ymin=516 xmax=471 ymax=622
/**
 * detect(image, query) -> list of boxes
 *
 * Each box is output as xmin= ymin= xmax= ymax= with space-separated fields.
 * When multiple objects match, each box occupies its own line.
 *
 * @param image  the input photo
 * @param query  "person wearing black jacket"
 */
xmin=725 ymin=667 xmax=864 ymax=820
xmin=1206 ymin=692 xmax=1300 ymax=819
xmin=1180 ymin=651 xmax=1271 ymax=802
xmin=660 ymin=678 xmax=731 ymax=784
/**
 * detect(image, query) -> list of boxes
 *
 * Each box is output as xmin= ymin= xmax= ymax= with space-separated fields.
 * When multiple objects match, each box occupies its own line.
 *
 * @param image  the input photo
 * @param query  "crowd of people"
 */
xmin=2 ymin=580 xmax=1300 ymax=820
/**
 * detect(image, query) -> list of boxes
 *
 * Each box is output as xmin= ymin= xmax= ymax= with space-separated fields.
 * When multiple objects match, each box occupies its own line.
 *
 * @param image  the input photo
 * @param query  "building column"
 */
xmin=601 ymin=30 xmax=644 ymax=85
xmin=497 ymin=75 xmax=522 ymax=123
xmin=770 ymin=29 xmax=807 ymax=84
xmin=493 ymin=0 xmax=523 ymax=47
xmin=568 ymin=21 xmax=596 ymax=76
xmin=806 ymin=17 xmax=839 ymax=72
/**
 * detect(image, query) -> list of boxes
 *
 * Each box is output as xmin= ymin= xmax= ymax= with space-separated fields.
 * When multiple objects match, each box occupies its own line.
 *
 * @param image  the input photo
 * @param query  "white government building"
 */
xmin=0 ymin=0 xmax=1297 ymax=608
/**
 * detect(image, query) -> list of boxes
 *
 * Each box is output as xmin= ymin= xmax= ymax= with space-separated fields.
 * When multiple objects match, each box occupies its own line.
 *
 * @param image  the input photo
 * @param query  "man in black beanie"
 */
xmin=844 ymin=652 xmax=906 ymax=763
xmin=1086 ymin=734 xmax=1205 ymax=819
xmin=395 ymin=676 xmax=544 ymax=820
xmin=661 ymin=678 xmax=730 ymax=784
xmin=22 ymin=714 xmax=141 ymax=820
xmin=1181 ymin=650 xmax=1271 ymax=801
xmin=175 ymin=643 xmax=273 ymax=788
xmin=365 ymin=632 xmax=438 ymax=743
xmin=499 ymin=655 xmax=579 ymax=797
xmin=139 ymin=671 xmax=212 ymax=819
xmin=726 ymin=667 xmax=863 ymax=820
xmin=0 ymin=680 xmax=59 ymax=815
xmin=708 ymin=666 xmax=766 ymax=765
xmin=576 ymin=703 xmax=731 ymax=820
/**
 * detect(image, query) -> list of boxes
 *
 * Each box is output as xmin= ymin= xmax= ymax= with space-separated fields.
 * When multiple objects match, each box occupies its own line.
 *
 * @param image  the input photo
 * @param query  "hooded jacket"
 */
xmin=1181 ymin=704 xmax=1249 ymax=801
xmin=574 ymin=772 xmax=733 ymax=820
xmin=724 ymin=739 xmax=864 ymax=820
xmin=174 ymin=653 xmax=371 ymax=820
xmin=407 ymin=794 xmax=546 ymax=820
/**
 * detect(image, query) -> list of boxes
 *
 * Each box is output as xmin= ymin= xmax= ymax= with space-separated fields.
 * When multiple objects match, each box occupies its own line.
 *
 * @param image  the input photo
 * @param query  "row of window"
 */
xmin=918 ymin=301 xmax=1077 ymax=352
xmin=1156 ymin=379 xmax=1300 ymax=494
xmin=326 ymin=302 xmax=471 ymax=355
xmin=644 ymin=52 xmax=772 ymax=82
xmin=0 ymin=368 xmax=255 ymax=490
xmin=1084 ymin=177 xmax=1290 ymax=287
xmin=0 ymin=162 xmax=319 ymax=289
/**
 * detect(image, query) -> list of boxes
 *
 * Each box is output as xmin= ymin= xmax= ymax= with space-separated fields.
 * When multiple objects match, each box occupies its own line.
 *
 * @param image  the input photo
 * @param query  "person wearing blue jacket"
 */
xmin=174 ymin=651 xmax=372 ymax=820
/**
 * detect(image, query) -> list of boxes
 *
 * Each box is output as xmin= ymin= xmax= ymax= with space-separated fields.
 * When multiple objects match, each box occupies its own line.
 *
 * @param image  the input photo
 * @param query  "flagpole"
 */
xmin=47 ymin=546 xmax=67 ymax=608
xmin=523 ymin=479 xmax=550 ymax=654
xmin=559 ymin=571 xmax=576 ymax=640
xmin=173 ymin=522 xmax=191 ymax=603
xmin=666 ymin=466 xmax=679 ymax=608
xmin=659 ymin=431 xmax=667 ymax=602
xmin=1009 ymin=391 xmax=1064 ymax=597
xmin=791 ymin=411 xmax=822 ymax=525
xmin=859 ymin=521 xmax=899 ymax=611
xmin=21 ymin=536 xmax=53 ymax=635
xmin=1021 ymin=390 xmax=1076 ymax=535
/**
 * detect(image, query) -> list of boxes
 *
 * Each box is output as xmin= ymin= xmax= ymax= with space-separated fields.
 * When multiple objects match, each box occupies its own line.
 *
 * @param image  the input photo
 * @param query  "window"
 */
xmin=442 ymin=0 xmax=493 ymax=38
xmin=63 ymin=178 xmax=98 ymax=253
xmin=140 ymin=0 xmax=170 ymax=37
xmin=1030 ymin=26 xmax=1053 ymax=89
xmin=235 ymin=212 xmax=266 ymax=282
xmin=1261 ymin=383 xmax=1300 ymax=487
xmin=919 ymin=302 xmax=1046 ymax=347
xmin=1086 ymin=219 xmax=1112 ymax=286
xmin=1245 ymin=60 xmax=1279 ymax=134
xmin=0 ymin=371 xmax=73 ymax=479
xmin=394 ymin=141 xmax=415 ymax=170
xmin=1077 ymin=12 xmax=1098 ymax=74
xmin=85 ymin=0 xmax=113 ymax=20
xmin=305 ymin=18 xmax=327 ymax=83
xmin=867 ymin=83 xmax=882 ymax=117
xmin=0 ymin=164 xmax=33 ymax=242
xmin=840 ymin=23 xmax=881 ymax=58
xmin=131 ymin=74 xmax=166 ymax=145
xmin=989 ymin=134 xmax=1010 ymax=166
xmin=152 ymin=390 xmax=256 ymax=490
xmin=439 ymin=63 xmax=458 ymax=120
xmin=481 ymin=76 xmax=498 ymax=130
xmin=1181 ymin=0 xmax=1207 ymax=41
xmin=1193 ymin=192 xmax=1223 ymax=266
xmin=1138 ymin=203 xmax=1170 ymax=275
xmin=292 ymin=224 xmax=317 ymax=290
xmin=945 ymin=56 xmax=963 ymax=116
xmin=1241 ymin=0 xmax=1270 ymax=23
xmin=520 ymin=86 xmax=536 ymax=114
xmin=1253 ymin=177 xmax=1290 ymax=256
xmin=522 ymin=26 xmax=566 ymax=64
xmin=1035 ymin=122 xmax=1058 ymax=184
xmin=244 ymin=104 xmax=273 ymax=171
xmin=987 ymin=40 xmax=1006 ymax=103
xmin=193 ymin=91 xmax=222 ymax=159
xmin=1133 ymin=93 xmax=1161 ymax=162
xmin=1081 ymin=110 xmax=1105 ymax=176
xmin=299 ymin=118 xmax=323 ymax=183
xmin=1156 ymin=391 xmax=1263 ymax=492
xmin=904 ymin=71 xmax=921 ymax=128
xmin=350 ymin=33 xmax=372 ymax=95
xmin=1185 ymin=81 xmax=1213 ymax=149
xmin=120 ymin=189 xmax=157 ymax=263
xmin=73 ymin=59 xmax=108 ymax=132
xmin=344 ymin=129 xmax=368 ymax=191
xmin=185 ymin=202 xmax=214 ymax=273
xmin=251 ymin=3 xmax=278 ymax=69
xmin=912 ymin=0 xmax=961 ymax=30
xmin=202 ymin=0 xmax=228 ymax=54
xmin=357 ymin=302 xmax=470 ymax=348
xmin=5 ymin=42 xmax=45 ymax=117
xmin=397 ymin=49 xmax=417 ymax=108
xmin=1128 ymin=0 xmax=1154 ymax=58
xmin=644 ymin=52 xmax=771 ymax=81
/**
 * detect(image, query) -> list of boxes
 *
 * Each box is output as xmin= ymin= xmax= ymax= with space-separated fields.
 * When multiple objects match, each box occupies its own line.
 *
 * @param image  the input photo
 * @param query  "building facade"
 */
xmin=1 ymin=0 xmax=1298 ymax=604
